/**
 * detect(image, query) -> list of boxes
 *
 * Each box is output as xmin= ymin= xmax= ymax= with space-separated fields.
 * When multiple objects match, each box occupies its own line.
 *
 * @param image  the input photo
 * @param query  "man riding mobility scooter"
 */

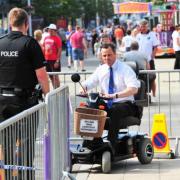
xmin=70 ymin=71 xmax=154 ymax=173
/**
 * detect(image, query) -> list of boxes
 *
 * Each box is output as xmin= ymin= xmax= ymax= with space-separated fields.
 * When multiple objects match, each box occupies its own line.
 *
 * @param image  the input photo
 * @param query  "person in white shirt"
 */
xmin=123 ymin=41 xmax=156 ymax=95
xmin=81 ymin=43 xmax=140 ymax=150
xmin=172 ymin=25 xmax=180 ymax=69
xmin=136 ymin=19 xmax=159 ymax=97
xmin=131 ymin=28 xmax=139 ymax=42
xmin=40 ymin=27 xmax=49 ymax=45
xmin=123 ymin=41 xmax=149 ymax=70
xmin=121 ymin=29 xmax=133 ymax=52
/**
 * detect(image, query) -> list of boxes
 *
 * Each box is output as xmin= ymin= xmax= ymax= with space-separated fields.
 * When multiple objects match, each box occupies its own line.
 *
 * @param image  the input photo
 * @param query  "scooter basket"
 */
xmin=74 ymin=107 xmax=107 ymax=137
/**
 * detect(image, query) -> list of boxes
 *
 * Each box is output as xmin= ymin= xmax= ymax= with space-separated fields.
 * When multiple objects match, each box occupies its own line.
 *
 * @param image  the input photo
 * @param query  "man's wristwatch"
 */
xmin=115 ymin=93 xmax=118 ymax=98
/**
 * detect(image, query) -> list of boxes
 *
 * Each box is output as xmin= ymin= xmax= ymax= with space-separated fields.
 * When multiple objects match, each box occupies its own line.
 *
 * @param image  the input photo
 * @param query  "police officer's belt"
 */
xmin=0 ymin=88 xmax=32 ymax=97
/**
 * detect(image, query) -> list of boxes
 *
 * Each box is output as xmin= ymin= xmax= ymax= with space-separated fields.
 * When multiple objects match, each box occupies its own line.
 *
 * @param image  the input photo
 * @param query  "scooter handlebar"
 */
xmin=76 ymin=93 xmax=88 ymax=98
xmin=76 ymin=93 xmax=113 ymax=100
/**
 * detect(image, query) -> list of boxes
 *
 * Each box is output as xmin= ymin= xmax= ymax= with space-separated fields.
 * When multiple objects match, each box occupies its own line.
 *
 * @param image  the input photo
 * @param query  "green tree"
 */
xmin=151 ymin=0 xmax=164 ymax=5
xmin=7 ymin=0 xmax=114 ymax=27
xmin=32 ymin=0 xmax=113 ymax=26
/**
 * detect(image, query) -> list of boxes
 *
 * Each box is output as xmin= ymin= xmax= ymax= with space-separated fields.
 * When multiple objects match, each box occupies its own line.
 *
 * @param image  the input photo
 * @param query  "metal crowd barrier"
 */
xmin=0 ymin=85 xmax=76 ymax=180
xmin=45 ymin=85 xmax=74 ymax=180
xmin=139 ymin=69 xmax=180 ymax=156
xmin=48 ymin=70 xmax=180 ymax=157
xmin=139 ymin=70 xmax=180 ymax=133
xmin=0 ymin=103 xmax=47 ymax=180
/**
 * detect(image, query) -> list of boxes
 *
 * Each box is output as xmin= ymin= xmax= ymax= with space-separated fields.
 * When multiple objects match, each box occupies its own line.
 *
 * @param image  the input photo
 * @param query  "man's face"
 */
xmin=68 ymin=26 xmax=72 ymax=31
xmin=101 ymin=47 xmax=116 ymax=67
xmin=48 ymin=29 xmax=56 ymax=35
xmin=102 ymin=37 xmax=110 ymax=43
xmin=140 ymin=24 xmax=148 ymax=34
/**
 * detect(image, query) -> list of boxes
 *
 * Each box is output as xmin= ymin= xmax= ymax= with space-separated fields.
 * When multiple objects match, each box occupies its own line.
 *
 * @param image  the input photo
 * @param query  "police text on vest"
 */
xmin=0 ymin=51 xmax=19 ymax=57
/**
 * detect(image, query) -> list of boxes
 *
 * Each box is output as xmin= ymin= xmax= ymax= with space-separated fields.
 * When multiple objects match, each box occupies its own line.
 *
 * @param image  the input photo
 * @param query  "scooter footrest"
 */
xmin=73 ymin=147 xmax=92 ymax=155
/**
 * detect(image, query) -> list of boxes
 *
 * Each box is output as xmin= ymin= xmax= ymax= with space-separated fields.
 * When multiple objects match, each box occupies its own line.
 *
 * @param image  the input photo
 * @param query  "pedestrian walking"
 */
xmin=40 ymin=27 xmax=49 ymax=45
xmin=0 ymin=7 xmax=49 ymax=179
xmin=114 ymin=25 xmax=124 ymax=47
xmin=34 ymin=29 xmax=43 ymax=48
xmin=121 ymin=29 xmax=133 ymax=52
xmin=70 ymin=25 xmax=87 ymax=72
xmin=172 ymin=25 xmax=180 ymax=69
xmin=43 ymin=23 xmax=62 ymax=88
xmin=136 ymin=19 xmax=159 ymax=99
xmin=65 ymin=25 xmax=74 ymax=68
xmin=131 ymin=28 xmax=139 ymax=42
xmin=91 ymin=29 xmax=98 ymax=55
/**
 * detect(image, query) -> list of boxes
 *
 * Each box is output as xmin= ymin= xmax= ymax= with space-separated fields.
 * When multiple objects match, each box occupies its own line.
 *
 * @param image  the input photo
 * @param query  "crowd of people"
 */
xmin=32 ymin=20 xmax=180 ymax=99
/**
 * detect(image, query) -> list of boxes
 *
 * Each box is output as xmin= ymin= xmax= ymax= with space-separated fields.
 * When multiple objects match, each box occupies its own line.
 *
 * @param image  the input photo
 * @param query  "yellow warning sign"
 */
xmin=151 ymin=113 xmax=171 ymax=153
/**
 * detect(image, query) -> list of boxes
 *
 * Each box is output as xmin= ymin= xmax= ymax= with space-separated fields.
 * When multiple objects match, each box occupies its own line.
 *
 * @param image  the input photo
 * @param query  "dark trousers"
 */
xmin=139 ymin=73 xmax=156 ymax=93
xmin=149 ymin=59 xmax=155 ymax=70
xmin=174 ymin=51 xmax=180 ymax=69
xmin=105 ymin=101 xmax=138 ymax=146
xmin=0 ymin=95 xmax=38 ymax=180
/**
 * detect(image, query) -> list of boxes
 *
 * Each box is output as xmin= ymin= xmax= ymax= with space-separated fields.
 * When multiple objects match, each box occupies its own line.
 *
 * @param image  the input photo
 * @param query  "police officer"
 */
xmin=0 ymin=7 xmax=49 ymax=179
xmin=0 ymin=7 xmax=49 ymax=119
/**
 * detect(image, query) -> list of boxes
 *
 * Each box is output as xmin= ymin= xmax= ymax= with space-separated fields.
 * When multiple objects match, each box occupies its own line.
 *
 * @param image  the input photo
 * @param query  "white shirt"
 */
xmin=172 ymin=30 xmax=180 ymax=52
xmin=122 ymin=35 xmax=133 ymax=49
xmin=86 ymin=31 xmax=92 ymax=41
xmin=82 ymin=60 xmax=140 ymax=103
xmin=136 ymin=31 xmax=159 ymax=62
xmin=40 ymin=32 xmax=49 ymax=45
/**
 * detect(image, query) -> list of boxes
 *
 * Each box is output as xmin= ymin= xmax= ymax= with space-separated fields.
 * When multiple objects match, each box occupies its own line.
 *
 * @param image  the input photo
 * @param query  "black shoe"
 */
xmin=68 ymin=65 xmax=71 ymax=69
xmin=110 ymin=140 xmax=119 ymax=155
xmin=81 ymin=69 xmax=86 ymax=72
xmin=110 ymin=143 xmax=116 ymax=155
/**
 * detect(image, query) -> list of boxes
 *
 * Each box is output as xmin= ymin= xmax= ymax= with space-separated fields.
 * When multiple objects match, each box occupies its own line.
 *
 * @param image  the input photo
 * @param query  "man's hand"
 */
xmin=79 ymin=86 xmax=87 ymax=95
xmin=100 ymin=93 xmax=116 ymax=99
xmin=54 ymin=61 xmax=60 ymax=69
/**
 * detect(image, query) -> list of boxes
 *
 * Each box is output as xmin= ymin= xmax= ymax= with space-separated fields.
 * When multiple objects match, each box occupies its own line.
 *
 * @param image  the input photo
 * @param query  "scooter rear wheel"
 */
xmin=101 ymin=151 xmax=111 ymax=173
xmin=137 ymin=138 xmax=154 ymax=164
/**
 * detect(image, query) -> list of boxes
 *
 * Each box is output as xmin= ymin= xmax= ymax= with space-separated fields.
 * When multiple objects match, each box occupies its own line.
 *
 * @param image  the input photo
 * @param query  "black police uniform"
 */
xmin=0 ymin=31 xmax=46 ymax=180
xmin=0 ymin=31 xmax=45 ymax=120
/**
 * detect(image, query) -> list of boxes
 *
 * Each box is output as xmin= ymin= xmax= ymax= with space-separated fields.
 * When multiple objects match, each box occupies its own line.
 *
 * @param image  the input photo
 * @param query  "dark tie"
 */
xmin=107 ymin=67 xmax=114 ymax=108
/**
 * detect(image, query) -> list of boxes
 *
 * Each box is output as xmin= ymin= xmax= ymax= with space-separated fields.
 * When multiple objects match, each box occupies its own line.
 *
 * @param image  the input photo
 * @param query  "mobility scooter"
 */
xmin=70 ymin=72 xmax=154 ymax=173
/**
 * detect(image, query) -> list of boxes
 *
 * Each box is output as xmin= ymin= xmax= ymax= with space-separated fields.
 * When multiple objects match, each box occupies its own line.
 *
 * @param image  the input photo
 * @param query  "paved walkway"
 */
xmin=74 ymin=158 xmax=180 ymax=180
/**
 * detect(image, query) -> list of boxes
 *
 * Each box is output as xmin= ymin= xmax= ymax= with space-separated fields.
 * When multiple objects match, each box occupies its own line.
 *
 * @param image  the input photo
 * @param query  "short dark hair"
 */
xmin=126 ymin=29 xmax=131 ymax=35
xmin=100 ymin=42 xmax=116 ymax=53
xmin=130 ymin=41 xmax=139 ymax=50
xmin=100 ymin=34 xmax=109 ymax=39
xmin=76 ymin=25 xmax=81 ymax=30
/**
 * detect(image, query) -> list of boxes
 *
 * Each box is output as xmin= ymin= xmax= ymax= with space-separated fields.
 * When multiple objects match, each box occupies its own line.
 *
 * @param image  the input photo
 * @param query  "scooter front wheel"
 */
xmin=137 ymin=138 xmax=154 ymax=164
xmin=101 ymin=151 xmax=111 ymax=173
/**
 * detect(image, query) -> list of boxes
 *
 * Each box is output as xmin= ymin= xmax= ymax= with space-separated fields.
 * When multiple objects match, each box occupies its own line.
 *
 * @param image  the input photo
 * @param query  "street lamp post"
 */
xmin=27 ymin=0 xmax=32 ymax=36
xmin=96 ymin=0 xmax=100 ymax=27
